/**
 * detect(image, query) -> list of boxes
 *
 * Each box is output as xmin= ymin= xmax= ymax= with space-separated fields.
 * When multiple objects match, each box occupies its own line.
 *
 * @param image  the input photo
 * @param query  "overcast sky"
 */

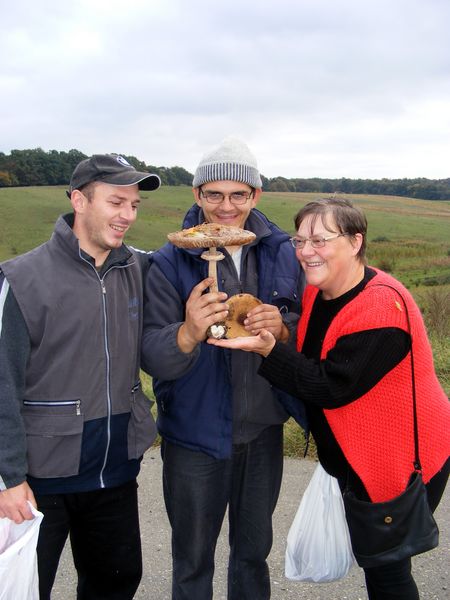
xmin=1 ymin=0 xmax=449 ymax=179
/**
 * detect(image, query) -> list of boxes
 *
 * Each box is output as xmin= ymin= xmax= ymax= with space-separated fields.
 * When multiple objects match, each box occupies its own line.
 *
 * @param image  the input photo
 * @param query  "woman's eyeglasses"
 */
xmin=290 ymin=233 xmax=349 ymax=249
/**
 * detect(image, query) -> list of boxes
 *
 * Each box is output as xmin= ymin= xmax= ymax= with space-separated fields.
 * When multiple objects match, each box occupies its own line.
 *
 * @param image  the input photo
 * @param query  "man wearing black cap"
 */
xmin=0 ymin=154 xmax=160 ymax=599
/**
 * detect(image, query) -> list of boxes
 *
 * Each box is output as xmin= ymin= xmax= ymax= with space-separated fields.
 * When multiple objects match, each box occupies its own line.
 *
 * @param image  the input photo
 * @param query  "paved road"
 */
xmin=53 ymin=448 xmax=449 ymax=599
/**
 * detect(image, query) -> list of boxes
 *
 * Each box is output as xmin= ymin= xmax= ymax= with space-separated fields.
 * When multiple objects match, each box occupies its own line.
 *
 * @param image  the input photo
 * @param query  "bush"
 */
xmin=419 ymin=287 xmax=450 ymax=338
xmin=422 ymin=274 xmax=450 ymax=286
xmin=428 ymin=333 xmax=450 ymax=395
xmin=376 ymin=257 xmax=397 ymax=272
xmin=423 ymin=277 xmax=440 ymax=286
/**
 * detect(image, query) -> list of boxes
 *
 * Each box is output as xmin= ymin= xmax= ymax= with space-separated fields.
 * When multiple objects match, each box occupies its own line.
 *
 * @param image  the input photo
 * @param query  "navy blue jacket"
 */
xmin=142 ymin=206 xmax=306 ymax=459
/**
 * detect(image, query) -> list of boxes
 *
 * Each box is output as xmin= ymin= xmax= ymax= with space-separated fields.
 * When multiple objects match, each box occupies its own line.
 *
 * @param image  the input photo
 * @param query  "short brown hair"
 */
xmin=78 ymin=181 xmax=100 ymax=202
xmin=294 ymin=197 xmax=367 ymax=261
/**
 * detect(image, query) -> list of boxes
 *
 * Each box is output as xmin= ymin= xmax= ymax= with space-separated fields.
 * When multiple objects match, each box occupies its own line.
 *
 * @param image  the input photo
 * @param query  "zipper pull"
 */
xmin=101 ymin=280 xmax=106 ymax=294
xmin=76 ymin=400 xmax=81 ymax=416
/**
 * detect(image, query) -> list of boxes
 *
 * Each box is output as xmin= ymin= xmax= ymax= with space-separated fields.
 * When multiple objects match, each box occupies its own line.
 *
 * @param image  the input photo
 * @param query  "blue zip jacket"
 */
xmin=142 ymin=206 xmax=307 ymax=459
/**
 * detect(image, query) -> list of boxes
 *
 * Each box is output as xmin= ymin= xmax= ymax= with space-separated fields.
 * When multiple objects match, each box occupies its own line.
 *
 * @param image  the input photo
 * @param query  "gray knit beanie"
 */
xmin=192 ymin=137 xmax=262 ymax=189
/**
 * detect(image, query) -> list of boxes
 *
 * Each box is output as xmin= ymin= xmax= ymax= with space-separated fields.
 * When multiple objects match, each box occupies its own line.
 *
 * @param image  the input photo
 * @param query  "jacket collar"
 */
xmin=55 ymin=213 xmax=133 ymax=270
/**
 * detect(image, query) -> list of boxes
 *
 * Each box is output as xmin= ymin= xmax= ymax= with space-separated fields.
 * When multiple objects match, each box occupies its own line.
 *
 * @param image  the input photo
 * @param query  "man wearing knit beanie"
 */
xmin=192 ymin=136 xmax=263 ymax=190
xmin=142 ymin=137 xmax=305 ymax=600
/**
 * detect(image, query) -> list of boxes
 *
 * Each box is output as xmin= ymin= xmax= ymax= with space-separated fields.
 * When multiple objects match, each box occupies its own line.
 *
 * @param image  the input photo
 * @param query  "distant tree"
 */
xmin=168 ymin=166 xmax=193 ymax=186
xmin=123 ymin=155 xmax=149 ymax=172
xmin=0 ymin=170 xmax=17 ymax=186
xmin=260 ymin=174 xmax=270 ymax=189
xmin=320 ymin=180 xmax=335 ymax=194
xmin=268 ymin=177 xmax=294 ymax=192
xmin=0 ymin=148 xmax=89 ymax=187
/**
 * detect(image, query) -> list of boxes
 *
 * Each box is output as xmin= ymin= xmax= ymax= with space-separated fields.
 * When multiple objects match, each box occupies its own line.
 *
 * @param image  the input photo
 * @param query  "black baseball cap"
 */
xmin=67 ymin=153 xmax=161 ymax=196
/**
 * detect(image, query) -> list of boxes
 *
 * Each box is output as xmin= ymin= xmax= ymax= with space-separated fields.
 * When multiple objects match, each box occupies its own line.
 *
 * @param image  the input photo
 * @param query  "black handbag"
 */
xmin=342 ymin=286 xmax=439 ymax=569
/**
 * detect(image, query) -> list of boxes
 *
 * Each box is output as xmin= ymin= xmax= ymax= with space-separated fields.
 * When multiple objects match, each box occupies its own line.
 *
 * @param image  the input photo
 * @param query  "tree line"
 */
xmin=261 ymin=175 xmax=450 ymax=201
xmin=0 ymin=148 xmax=449 ymax=201
xmin=0 ymin=148 xmax=193 ymax=188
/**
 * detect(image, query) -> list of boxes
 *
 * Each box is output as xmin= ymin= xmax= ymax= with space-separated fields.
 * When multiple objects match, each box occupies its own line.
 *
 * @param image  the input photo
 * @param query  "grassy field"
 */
xmin=1 ymin=185 xmax=449 ymax=455
xmin=1 ymin=185 xmax=449 ymax=310
xmin=1 ymin=186 xmax=449 ymax=272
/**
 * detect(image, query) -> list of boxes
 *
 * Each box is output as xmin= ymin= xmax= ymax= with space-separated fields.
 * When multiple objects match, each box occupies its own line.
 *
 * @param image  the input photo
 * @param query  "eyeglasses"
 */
xmin=290 ymin=233 xmax=349 ymax=249
xmin=199 ymin=189 xmax=254 ymax=205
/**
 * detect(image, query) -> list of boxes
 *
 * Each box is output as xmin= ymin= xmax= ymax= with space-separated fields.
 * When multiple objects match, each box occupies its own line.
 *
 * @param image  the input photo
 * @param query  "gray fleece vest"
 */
xmin=1 ymin=216 xmax=156 ymax=480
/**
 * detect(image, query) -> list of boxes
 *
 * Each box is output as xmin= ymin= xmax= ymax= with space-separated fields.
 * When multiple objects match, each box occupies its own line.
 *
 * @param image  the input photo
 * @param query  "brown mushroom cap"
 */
xmin=224 ymin=293 xmax=262 ymax=338
xmin=167 ymin=223 xmax=256 ymax=249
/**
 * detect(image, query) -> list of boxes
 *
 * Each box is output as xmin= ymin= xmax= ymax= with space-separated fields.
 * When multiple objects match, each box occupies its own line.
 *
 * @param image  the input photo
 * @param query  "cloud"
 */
xmin=1 ymin=0 xmax=449 ymax=178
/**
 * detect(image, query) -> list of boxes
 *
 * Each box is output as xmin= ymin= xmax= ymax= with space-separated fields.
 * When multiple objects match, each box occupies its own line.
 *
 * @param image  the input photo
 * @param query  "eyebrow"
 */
xmin=109 ymin=193 xmax=141 ymax=203
xmin=202 ymin=188 xmax=249 ymax=193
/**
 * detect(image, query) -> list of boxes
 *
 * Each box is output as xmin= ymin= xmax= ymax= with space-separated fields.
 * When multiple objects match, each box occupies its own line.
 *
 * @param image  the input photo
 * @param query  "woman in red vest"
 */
xmin=208 ymin=196 xmax=450 ymax=600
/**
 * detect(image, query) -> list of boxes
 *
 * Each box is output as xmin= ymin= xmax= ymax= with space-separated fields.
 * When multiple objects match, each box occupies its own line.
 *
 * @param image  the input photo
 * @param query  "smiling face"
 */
xmin=71 ymin=182 xmax=140 ymax=266
xmin=193 ymin=180 xmax=260 ymax=229
xmin=296 ymin=212 xmax=364 ymax=299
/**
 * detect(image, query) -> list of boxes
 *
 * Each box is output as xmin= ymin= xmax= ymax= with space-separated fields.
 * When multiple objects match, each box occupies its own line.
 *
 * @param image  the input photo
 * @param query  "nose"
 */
xmin=299 ymin=241 xmax=315 ymax=257
xmin=120 ymin=203 xmax=137 ymax=222
xmin=219 ymin=195 xmax=235 ymax=209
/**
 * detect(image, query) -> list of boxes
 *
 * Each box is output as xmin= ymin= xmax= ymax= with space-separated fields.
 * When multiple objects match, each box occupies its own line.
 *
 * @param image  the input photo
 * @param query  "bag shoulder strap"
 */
xmin=365 ymin=283 xmax=420 ymax=471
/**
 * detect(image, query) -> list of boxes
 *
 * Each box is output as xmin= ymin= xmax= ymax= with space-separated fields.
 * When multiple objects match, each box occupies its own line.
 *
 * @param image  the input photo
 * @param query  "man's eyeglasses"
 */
xmin=199 ymin=189 xmax=254 ymax=205
xmin=290 ymin=233 xmax=349 ymax=249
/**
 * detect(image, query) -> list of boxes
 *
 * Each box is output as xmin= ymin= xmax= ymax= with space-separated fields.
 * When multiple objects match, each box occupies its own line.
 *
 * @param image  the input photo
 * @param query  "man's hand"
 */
xmin=177 ymin=278 xmax=229 ymax=353
xmin=0 ymin=481 xmax=37 ymax=523
xmin=243 ymin=304 xmax=289 ymax=341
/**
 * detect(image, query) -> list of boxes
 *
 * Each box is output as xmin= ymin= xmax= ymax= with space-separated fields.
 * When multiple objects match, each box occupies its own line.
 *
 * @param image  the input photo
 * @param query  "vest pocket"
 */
xmin=22 ymin=400 xmax=83 ymax=478
xmin=127 ymin=386 xmax=157 ymax=460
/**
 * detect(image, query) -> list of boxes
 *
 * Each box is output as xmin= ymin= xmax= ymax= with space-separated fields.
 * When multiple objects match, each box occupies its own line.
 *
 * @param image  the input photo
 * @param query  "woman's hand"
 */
xmin=207 ymin=329 xmax=276 ymax=357
xmin=243 ymin=303 xmax=289 ymax=341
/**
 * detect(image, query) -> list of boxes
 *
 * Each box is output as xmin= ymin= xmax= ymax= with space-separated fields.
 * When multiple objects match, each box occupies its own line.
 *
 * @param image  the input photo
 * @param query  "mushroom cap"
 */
xmin=167 ymin=223 xmax=256 ymax=249
xmin=224 ymin=293 xmax=262 ymax=338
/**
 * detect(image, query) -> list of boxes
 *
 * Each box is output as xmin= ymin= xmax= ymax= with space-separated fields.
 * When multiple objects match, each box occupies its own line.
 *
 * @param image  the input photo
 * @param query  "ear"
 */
xmin=71 ymin=189 xmax=87 ymax=214
xmin=350 ymin=233 xmax=364 ymax=256
xmin=251 ymin=188 xmax=262 ymax=209
xmin=193 ymin=187 xmax=202 ymax=208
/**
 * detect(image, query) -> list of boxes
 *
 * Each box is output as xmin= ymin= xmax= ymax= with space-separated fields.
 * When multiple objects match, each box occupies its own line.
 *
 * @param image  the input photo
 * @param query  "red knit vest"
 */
xmin=297 ymin=269 xmax=450 ymax=501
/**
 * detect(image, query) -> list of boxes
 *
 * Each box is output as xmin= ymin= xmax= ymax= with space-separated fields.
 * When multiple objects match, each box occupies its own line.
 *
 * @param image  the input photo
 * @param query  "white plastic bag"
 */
xmin=285 ymin=463 xmax=355 ymax=582
xmin=0 ymin=502 xmax=43 ymax=599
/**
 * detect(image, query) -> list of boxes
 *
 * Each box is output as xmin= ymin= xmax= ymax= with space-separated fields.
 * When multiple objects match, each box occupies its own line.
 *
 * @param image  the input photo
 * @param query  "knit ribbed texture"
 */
xmin=298 ymin=269 xmax=450 ymax=502
xmin=192 ymin=137 xmax=262 ymax=188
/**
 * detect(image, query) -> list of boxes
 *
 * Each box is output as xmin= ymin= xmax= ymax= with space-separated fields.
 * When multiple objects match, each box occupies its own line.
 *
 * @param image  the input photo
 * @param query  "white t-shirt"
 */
xmin=230 ymin=246 xmax=242 ymax=278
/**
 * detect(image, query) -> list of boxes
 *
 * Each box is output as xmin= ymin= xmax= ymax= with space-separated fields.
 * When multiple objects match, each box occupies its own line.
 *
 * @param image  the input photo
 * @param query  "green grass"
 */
xmin=3 ymin=185 xmax=448 ymax=296
xmin=1 ymin=185 xmax=449 ymax=256
xmin=1 ymin=186 xmax=448 ymax=456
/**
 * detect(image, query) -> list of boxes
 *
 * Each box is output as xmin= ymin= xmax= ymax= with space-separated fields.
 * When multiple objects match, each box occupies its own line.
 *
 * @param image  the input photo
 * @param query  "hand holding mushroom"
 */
xmin=176 ymin=278 xmax=229 ymax=353
xmin=167 ymin=223 xmax=260 ymax=341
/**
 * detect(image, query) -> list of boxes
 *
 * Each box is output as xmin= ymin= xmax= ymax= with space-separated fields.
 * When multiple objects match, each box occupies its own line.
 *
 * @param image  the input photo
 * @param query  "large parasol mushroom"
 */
xmin=167 ymin=223 xmax=258 ymax=337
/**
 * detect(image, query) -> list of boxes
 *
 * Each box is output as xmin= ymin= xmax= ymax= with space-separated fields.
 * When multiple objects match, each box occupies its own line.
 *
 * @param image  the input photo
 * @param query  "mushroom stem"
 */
xmin=201 ymin=247 xmax=225 ymax=293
